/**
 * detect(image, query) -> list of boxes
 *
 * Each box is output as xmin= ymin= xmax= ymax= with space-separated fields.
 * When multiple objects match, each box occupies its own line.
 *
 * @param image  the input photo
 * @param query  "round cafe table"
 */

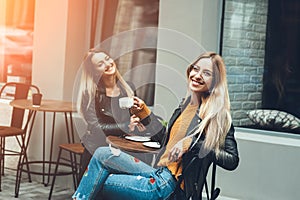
xmin=10 ymin=99 xmax=74 ymax=112
xmin=9 ymin=99 xmax=76 ymax=196
xmin=106 ymin=135 xmax=161 ymax=153
xmin=106 ymin=135 xmax=161 ymax=166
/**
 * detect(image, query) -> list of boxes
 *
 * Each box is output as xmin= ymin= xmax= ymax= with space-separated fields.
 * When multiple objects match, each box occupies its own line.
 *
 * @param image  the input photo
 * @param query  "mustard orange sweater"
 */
xmin=157 ymin=103 xmax=198 ymax=180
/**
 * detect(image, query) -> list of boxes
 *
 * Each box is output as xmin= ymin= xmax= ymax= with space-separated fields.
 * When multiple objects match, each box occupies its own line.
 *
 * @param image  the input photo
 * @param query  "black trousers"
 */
xmin=79 ymin=147 xmax=92 ymax=182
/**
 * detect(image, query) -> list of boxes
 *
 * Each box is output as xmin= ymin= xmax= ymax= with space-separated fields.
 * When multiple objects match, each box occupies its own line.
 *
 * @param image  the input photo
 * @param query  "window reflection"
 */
xmin=221 ymin=0 xmax=300 ymax=134
xmin=0 ymin=0 xmax=35 ymax=84
xmin=90 ymin=0 xmax=159 ymax=106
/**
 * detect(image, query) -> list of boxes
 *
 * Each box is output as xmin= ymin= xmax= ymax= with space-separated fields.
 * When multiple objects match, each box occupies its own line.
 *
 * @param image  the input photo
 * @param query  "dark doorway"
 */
xmin=263 ymin=0 xmax=300 ymax=118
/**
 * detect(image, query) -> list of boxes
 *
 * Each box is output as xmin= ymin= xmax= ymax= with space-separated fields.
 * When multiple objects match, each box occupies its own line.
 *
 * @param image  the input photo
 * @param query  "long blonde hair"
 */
xmin=187 ymin=52 xmax=232 ymax=155
xmin=76 ymin=49 xmax=134 ymax=116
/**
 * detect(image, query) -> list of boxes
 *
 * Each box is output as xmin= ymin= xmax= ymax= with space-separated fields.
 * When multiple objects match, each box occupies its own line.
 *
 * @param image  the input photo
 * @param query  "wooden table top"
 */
xmin=10 ymin=99 xmax=76 ymax=112
xmin=106 ymin=135 xmax=161 ymax=153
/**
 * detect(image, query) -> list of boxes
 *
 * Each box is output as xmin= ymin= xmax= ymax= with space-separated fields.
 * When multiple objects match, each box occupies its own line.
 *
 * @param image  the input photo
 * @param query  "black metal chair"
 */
xmin=170 ymin=157 xmax=220 ymax=200
xmin=0 ymin=82 xmax=40 ymax=192
xmin=204 ymin=162 xmax=220 ymax=200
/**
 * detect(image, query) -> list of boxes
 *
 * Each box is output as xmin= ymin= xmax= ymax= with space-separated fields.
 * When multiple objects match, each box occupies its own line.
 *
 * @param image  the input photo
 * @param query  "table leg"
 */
xmin=64 ymin=112 xmax=77 ymax=187
xmin=15 ymin=110 xmax=76 ymax=195
xmin=46 ymin=112 xmax=75 ymax=186
xmin=15 ymin=109 xmax=36 ymax=197
xmin=43 ymin=111 xmax=46 ymax=185
xmin=45 ymin=111 xmax=57 ymax=186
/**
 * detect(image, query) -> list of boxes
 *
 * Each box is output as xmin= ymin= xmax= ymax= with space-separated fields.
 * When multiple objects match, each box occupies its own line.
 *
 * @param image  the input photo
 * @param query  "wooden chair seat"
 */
xmin=0 ymin=126 xmax=24 ymax=137
xmin=59 ymin=143 xmax=84 ymax=155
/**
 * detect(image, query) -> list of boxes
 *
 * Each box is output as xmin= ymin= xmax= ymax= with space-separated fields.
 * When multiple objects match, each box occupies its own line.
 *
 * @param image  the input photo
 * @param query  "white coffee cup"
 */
xmin=119 ymin=97 xmax=134 ymax=109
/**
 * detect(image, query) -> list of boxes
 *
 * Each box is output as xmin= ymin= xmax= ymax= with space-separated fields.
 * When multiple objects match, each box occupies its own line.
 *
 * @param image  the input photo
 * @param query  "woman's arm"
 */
xmin=81 ymin=92 xmax=129 ymax=136
xmin=141 ymin=113 xmax=166 ymax=137
xmin=213 ymin=125 xmax=239 ymax=170
xmin=128 ymin=96 xmax=166 ymax=141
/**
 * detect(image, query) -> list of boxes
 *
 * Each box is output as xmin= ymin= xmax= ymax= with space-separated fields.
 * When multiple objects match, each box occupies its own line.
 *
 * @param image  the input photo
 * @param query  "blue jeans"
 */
xmin=72 ymin=146 xmax=176 ymax=200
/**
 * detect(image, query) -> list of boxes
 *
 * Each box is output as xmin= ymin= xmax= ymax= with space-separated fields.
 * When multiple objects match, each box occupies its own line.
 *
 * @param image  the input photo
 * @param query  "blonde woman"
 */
xmin=73 ymin=52 xmax=239 ymax=200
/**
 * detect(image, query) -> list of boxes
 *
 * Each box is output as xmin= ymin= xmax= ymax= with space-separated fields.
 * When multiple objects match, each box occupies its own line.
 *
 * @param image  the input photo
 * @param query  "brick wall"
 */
xmin=222 ymin=0 xmax=268 ymax=126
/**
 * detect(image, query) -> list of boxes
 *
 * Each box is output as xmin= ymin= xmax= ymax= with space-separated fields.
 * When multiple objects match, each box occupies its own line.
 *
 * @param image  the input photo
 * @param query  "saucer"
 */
xmin=142 ymin=142 xmax=161 ymax=149
xmin=125 ymin=135 xmax=151 ymax=142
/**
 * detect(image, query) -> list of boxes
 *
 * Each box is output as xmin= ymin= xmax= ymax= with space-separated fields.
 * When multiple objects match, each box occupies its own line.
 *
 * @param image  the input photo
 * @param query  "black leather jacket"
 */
xmin=94 ymin=81 xmax=134 ymax=136
xmin=81 ymin=81 xmax=163 ymax=153
xmin=151 ymin=97 xmax=239 ymax=199
xmin=80 ymin=81 xmax=134 ymax=153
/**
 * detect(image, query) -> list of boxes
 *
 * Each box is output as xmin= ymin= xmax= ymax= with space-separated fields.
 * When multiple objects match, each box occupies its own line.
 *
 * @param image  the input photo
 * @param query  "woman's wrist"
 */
xmin=130 ymin=103 xmax=151 ymax=120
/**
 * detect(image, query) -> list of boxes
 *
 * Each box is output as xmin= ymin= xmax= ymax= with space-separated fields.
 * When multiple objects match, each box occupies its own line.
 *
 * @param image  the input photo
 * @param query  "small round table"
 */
xmin=10 ymin=99 xmax=76 ymax=195
xmin=10 ymin=99 xmax=74 ymax=112
xmin=106 ymin=135 xmax=161 ymax=166
xmin=106 ymin=135 xmax=161 ymax=153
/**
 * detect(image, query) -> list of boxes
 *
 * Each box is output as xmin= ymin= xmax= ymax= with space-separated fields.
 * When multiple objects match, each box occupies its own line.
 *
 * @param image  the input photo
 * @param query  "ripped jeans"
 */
xmin=72 ymin=146 xmax=176 ymax=200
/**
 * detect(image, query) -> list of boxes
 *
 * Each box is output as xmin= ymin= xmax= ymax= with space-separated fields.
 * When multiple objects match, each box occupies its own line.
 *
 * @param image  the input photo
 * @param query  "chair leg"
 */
xmin=0 ymin=136 xmax=6 ymax=192
xmin=211 ymin=188 xmax=220 ymax=200
xmin=48 ymin=148 xmax=63 ymax=200
xmin=0 ymin=159 xmax=1 ymax=192
xmin=210 ymin=163 xmax=217 ymax=200
xmin=15 ymin=146 xmax=26 ymax=198
xmin=68 ymin=151 xmax=77 ymax=190
xmin=0 ymin=137 xmax=2 ymax=192
xmin=20 ymin=134 xmax=32 ymax=183
xmin=204 ymin=179 xmax=210 ymax=200
xmin=22 ymin=152 xmax=32 ymax=182
xmin=1 ymin=137 xmax=5 ymax=176
xmin=15 ymin=159 xmax=22 ymax=197
xmin=76 ymin=154 xmax=83 ymax=188
xmin=14 ymin=134 xmax=32 ymax=197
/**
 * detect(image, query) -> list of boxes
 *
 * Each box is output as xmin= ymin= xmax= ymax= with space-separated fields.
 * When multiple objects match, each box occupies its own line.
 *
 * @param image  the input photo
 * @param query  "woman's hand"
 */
xmin=168 ymin=140 xmax=185 ymax=162
xmin=132 ymin=96 xmax=145 ymax=110
xmin=128 ymin=114 xmax=146 ymax=132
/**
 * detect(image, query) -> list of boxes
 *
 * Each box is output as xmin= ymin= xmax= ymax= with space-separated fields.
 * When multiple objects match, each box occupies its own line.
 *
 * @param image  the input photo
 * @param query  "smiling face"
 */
xmin=188 ymin=57 xmax=214 ymax=94
xmin=91 ymin=52 xmax=116 ymax=76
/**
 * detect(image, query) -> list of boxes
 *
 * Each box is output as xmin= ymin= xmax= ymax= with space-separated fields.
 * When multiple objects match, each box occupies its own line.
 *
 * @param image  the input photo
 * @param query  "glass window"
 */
xmin=221 ymin=0 xmax=300 ymax=134
xmin=0 ymin=0 xmax=35 ymax=85
xmin=89 ymin=0 xmax=159 ymax=106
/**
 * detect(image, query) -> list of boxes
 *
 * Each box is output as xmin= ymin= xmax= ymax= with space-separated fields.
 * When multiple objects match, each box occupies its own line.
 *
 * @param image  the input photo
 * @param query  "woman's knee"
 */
xmin=93 ymin=146 xmax=112 ymax=160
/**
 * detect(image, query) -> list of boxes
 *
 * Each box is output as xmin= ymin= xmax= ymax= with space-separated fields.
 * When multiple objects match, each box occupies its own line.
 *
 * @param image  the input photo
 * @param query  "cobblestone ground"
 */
xmin=1 ymin=169 xmax=73 ymax=200
xmin=0 ymin=101 xmax=74 ymax=199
